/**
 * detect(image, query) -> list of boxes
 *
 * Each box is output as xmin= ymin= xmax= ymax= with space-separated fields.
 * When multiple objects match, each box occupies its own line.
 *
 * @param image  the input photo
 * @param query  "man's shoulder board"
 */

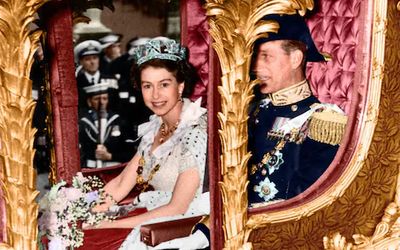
xmin=308 ymin=108 xmax=348 ymax=146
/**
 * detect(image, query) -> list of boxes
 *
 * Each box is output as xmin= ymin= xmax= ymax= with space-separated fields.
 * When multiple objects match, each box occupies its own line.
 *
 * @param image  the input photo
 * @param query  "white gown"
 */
xmin=118 ymin=98 xmax=209 ymax=250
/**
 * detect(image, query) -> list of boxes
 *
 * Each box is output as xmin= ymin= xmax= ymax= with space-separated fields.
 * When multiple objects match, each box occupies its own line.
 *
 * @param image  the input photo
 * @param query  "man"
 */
xmin=248 ymin=14 xmax=347 ymax=206
xmin=79 ymin=82 xmax=135 ymax=168
xmin=74 ymin=40 xmax=119 ymax=115
xmin=109 ymin=36 xmax=152 ymax=129
xmin=98 ymin=33 xmax=123 ymax=75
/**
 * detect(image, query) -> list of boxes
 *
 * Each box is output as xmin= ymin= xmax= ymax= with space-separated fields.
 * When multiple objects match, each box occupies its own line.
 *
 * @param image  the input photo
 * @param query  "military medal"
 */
xmin=265 ymin=150 xmax=284 ymax=175
xmin=253 ymin=177 xmax=278 ymax=201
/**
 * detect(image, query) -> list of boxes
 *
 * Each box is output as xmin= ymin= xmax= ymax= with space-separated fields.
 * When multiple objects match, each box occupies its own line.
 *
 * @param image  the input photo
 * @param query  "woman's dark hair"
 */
xmin=132 ymin=58 xmax=199 ymax=98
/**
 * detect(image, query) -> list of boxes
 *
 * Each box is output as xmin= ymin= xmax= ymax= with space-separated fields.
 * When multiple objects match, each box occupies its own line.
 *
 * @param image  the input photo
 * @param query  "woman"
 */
xmin=87 ymin=38 xmax=209 ymax=249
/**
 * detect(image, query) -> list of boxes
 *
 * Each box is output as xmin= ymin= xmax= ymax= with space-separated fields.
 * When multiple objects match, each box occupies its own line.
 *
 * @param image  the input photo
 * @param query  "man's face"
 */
xmin=253 ymin=40 xmax=294 ymax=94
xmin=87 ymin=93 xmax=109 ymax=111
xmin=105 ymin=43 xmax=121 ymax=60
xmin=80 ymin=55 xmax=99 ymax=74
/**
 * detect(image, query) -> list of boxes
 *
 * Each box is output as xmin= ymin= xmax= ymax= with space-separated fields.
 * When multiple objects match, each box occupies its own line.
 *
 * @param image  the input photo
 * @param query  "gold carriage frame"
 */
xmin=1 ymin=0 xmax=400 ymax=249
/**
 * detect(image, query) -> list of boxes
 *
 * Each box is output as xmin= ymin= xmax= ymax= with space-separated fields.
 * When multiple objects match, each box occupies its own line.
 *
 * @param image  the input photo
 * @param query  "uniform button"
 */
xmin=291 ymin=105 xmax=298 ymax=112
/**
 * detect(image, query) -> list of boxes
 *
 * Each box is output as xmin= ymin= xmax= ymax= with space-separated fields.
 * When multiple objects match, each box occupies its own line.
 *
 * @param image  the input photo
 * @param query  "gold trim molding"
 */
xmin=324 ymin=0 xmax=400 ymax=249
xmin=0 ymin=0 xmax=48 ymax=249
xmin=205 ymin=1 xmax=314 ymax=249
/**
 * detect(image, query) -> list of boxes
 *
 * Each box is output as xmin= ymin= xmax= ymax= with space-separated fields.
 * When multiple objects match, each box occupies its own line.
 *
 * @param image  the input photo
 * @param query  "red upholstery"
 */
xmin=41 ymin=208 xmax=148 ymax=250
xmin=181 ymin=0 xmax=210 ymax=106
xmin=78 ymin=208 xmax=148 ymax=250
xmin=81 ymin=163 xmax=127 ymax=184
xmin=306 ymin=1 xmax=360 ymax=114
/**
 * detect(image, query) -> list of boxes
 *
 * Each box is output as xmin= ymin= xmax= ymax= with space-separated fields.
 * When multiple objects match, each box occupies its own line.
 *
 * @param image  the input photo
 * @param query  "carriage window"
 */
xmin=247 ymin=14 xmax=348 ymax=208
xmin=73 ymin=1 xmax=180 ymax=169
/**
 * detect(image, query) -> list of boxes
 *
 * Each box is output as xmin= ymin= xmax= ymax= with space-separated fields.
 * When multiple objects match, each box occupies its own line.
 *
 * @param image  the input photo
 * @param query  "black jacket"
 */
xmin=248 ymin=95 xmax=338 ymax=204
xmin=79 ymin=109 xmax=136 ymax=168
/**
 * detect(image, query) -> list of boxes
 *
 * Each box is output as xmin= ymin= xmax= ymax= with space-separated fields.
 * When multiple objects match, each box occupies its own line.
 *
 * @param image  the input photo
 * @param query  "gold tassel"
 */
xmin=308 ymin=110 xmax=348 ymax=146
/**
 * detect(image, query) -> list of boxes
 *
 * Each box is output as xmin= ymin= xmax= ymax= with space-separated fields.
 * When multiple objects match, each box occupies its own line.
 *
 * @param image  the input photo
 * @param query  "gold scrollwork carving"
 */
xmin=0 ymin=0 xmax=48 ymax=249
xmin=205 ymin=0 xmax=315 ymax=249
xmin=323 ymin=0 xmax=400 ymax=249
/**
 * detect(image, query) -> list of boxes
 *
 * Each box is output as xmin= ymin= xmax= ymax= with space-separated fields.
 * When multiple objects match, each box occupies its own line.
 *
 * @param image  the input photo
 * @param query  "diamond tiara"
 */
xmin=133 ymin=38 xmax=187 ymax=66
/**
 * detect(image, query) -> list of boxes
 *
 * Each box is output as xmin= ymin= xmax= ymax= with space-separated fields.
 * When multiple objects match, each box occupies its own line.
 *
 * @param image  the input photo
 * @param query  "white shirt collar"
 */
xmin=84 ymin=71 xmax=100 ymax=84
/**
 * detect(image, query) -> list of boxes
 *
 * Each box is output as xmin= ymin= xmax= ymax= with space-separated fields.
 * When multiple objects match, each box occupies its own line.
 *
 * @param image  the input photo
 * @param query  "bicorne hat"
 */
xmin=256 ymin=14 xmax=328 ymax=62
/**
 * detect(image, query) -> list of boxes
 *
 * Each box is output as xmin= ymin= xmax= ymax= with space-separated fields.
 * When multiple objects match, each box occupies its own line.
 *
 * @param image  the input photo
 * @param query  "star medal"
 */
xmin=253 ymin=177 xmax=278 ymax=201
xmin=265 ymin=150 xmax=284 ymax=175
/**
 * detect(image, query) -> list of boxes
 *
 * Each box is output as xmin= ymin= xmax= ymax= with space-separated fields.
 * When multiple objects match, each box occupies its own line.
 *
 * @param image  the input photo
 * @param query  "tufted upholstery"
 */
xmin=181 ymin=0 xmax=210 ymax=106
xmin=306 ymin=0 xmax=362 ymax=114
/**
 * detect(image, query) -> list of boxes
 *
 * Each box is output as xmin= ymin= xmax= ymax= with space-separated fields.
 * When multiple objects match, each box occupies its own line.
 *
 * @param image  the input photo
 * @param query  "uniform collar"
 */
xmin=84 ymin=71 xmax=100 ymax=84
xmin=268 ymin=79 xmax=312 ymax=106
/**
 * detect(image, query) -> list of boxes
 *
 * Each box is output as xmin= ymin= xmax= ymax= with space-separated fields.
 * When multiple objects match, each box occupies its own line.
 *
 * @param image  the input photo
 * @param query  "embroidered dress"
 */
xmin=118 ymin=98 xmax=208 ymax=250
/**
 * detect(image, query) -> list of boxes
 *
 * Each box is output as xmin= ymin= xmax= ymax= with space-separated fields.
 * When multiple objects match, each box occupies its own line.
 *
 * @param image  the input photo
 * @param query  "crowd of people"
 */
xmin=74 ymin=35 xmax=153 ymax=169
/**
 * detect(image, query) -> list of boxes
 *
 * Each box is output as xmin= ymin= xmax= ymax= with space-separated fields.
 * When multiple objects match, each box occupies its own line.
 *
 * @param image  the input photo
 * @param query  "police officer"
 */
xmin=79 ymin=82 xmax=135 ymax=168
xmin=248 ymin=14 xmax=347 ymax=206
xmin=74 ymin=40 xmax=119 ymax=116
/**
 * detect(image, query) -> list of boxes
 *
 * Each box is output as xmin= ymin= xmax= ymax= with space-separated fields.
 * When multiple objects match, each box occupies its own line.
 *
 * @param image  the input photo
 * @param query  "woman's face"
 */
xmin=140 ymin=66 xmax=184 ymax=117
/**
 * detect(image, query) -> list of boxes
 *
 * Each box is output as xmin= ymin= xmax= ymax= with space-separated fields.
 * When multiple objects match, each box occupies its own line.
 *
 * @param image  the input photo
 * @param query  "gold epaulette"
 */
xmin=308 ymin=109 xmax=348 ymax=146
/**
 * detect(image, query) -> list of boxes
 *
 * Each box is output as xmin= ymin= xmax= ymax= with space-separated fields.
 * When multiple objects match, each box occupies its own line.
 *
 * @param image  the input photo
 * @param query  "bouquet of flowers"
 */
xmin=38 ymin=172 xmax=114 ymax=250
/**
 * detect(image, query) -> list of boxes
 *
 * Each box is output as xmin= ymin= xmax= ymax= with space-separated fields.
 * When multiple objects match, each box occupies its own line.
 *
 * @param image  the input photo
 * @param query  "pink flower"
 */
xmin=48 ymin=235 xmax=67 ymax=250
xmin=63 ymin=187 xmax=83 ymax=202
xmin=85 ymin=191 xmax=99 ymax=204
xmin=39 ymin=211 xmax=58 ymax=234
xmin=50 ymin=198 xmax=68 ymax=213
xmin=73 ymin=172 xmax=87 ymax=187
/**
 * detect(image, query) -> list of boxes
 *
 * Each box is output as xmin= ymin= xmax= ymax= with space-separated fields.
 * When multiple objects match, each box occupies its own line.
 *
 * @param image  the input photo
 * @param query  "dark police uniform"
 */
xmin=248 ymin=92 xmax=342 ymax=205
xmin=79 ymin=109 xmax=135 ymax=168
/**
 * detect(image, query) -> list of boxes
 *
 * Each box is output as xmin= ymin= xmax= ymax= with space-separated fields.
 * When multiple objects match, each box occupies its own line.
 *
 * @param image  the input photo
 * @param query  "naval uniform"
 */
xmin=110 ymin=53 xmax=153 ymax=142
xmin=79 ymin=109 xmax=136 ymax=168
xmin=248 ymin=82 xmax=343 ymax=205
xmin=76 ymin=70 xmax=120 ymax=115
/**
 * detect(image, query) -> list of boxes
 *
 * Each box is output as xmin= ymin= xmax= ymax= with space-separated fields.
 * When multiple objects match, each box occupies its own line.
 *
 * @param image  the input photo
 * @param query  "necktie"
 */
xmin=91 ymin=77 xmax=95 ymax=84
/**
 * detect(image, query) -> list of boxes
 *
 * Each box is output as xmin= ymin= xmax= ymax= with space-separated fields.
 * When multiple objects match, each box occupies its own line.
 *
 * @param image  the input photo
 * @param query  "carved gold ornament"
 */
xmin=0 ymin=0 xmax=48 ymax=249
xmin=324 ymin=0 xmax=400 ymax=249
xmin=205 ymin=0 xmax=314 ymax=249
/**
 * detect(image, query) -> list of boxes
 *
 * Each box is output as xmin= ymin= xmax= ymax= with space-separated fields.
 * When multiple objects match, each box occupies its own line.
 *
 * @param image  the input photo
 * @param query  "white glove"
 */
xmin=153 ymin=230 xmax=209 ymax=250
